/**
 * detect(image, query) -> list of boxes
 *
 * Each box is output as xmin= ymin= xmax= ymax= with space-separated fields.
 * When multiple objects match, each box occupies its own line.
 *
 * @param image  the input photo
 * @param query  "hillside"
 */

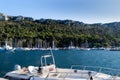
xmin=0 ymin=17 xmax=120 ymax=48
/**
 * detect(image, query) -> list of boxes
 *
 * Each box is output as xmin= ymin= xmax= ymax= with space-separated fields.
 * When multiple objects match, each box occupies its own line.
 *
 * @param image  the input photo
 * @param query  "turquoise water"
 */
xmin=0 ymin=49 xmax=120 ymax=77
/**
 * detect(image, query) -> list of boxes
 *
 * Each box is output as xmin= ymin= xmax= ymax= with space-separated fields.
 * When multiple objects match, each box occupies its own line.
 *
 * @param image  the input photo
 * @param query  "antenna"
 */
xmin=50 ymin=48 xmax=56 ymax=67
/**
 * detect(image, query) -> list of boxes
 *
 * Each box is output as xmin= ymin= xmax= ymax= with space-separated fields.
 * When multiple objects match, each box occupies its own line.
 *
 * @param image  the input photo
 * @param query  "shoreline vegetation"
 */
xmin=0 ymin=13 xmax=120 ymax=49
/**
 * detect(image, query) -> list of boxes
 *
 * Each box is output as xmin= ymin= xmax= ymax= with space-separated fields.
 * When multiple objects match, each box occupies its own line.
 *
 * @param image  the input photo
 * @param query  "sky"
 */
xmin=0 ymin=0 xmax=120 ymax=23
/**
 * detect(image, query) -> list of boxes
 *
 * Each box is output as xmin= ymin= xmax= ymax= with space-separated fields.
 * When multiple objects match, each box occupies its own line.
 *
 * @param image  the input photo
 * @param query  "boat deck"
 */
xmin=46 ymin=68 xmax=120 ymax=80
xmin=5 ymin=67 xmax=120 ymax=80
xmin=0 ymin=78 xmax=8 ymax=80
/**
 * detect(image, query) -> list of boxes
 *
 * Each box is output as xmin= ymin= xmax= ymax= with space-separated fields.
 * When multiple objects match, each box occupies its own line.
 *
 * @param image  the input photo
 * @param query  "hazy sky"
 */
xmin=0 ymin=0 xmax=120 ymax=23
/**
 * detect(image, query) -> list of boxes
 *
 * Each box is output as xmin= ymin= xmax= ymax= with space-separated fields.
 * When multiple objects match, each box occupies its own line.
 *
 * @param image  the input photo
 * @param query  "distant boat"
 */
xmin=109 ymin=47 xmax=120 ymax=51
xmin=78 ymin=40 xmax=90 ymax=51
xmin=1 ymin=40 xmax=15 ymax=51
xmin=68 ymin=46 xmax=76 ymax=49
xmin=51 ymin=41 xmax=59 ymax=50
xmin=68 ymin=41 xmax=76 ymax=49
xmin=78 ymin=47 xmax=91 ymax=51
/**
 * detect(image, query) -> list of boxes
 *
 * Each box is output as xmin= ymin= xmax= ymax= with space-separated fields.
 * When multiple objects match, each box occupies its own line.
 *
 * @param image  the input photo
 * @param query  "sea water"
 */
xmin=0 ymin=49 xmax=120 ymax=77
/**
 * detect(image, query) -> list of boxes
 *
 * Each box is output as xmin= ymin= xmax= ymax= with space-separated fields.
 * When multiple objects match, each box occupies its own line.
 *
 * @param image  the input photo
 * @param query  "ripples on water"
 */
xmin=0 ymin=49 xmax=120 ymax=77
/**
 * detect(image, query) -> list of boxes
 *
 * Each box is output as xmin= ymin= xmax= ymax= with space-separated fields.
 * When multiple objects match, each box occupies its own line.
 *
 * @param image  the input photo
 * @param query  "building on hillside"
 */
xmin=15 ymin=16 xmax=24 ymax=21
xmin=0 ymin=13 xmax=8 ymax=21
xmin=8 ymin=16 xmax=17 ymax=21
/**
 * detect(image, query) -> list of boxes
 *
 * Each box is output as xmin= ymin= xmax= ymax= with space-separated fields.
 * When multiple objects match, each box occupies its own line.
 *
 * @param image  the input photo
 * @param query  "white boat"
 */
xmin=78 ymin=48 xmax=91 ymax=51
xmin=68 ymin=41 xmax=76 ymax=50
xmin=3 ymin=50 xmax=120 ymax=80
xmin=51 ymin=41 xmax=59 ymax=50
xmin=1 ymin=41 xmax=15 ymax=51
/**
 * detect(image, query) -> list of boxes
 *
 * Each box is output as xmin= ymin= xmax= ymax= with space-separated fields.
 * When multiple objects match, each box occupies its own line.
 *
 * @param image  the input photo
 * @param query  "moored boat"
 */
xmin=0 ymin=40 xmax=16 ymax=52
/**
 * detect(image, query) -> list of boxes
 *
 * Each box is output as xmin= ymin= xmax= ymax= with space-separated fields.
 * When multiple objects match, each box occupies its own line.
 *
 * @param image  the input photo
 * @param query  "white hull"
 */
xmin=4 ymin=67 xmax=120 ymax=80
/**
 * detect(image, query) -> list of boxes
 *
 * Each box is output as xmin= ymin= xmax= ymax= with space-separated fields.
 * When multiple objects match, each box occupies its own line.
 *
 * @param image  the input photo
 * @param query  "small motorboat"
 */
xmin=3 ymin=50 xmax=120 ymax=80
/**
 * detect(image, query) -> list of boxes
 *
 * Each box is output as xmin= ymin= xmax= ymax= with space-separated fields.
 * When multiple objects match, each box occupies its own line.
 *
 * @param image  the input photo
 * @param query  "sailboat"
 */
xmin=68 ymin=41 xmax=76 ymax=49
xmin=79 ymin=40 xmax=90 ymax=51
xmin=1 ymin=40 xmax=15 ymax=51
xmin=51 ymin=41 xmax=59 ymax=50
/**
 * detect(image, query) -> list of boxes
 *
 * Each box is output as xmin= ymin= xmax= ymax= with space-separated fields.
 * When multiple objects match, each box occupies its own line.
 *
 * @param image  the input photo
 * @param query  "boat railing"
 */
xmin=44 ymin=65 xmax=120 ymax=79
xmin=46 ymin=65 xmax=120 ymax=80
xmin=71 ymin=65 xmax=120 ymax=77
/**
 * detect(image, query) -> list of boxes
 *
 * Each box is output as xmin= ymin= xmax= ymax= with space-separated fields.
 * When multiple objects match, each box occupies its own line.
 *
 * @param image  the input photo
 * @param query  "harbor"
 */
xmin=0 ymin=0 xmax=120 ymax=79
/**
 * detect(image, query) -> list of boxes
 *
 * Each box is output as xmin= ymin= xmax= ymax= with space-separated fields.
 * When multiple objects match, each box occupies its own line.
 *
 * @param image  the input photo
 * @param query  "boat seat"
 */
xmin=28 ymin=66 xmax=38 ymax=74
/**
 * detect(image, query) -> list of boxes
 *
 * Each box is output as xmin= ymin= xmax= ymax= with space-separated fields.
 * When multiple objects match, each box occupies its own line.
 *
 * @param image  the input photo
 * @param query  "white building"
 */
xmin=15 ymin=16 xmax=24 ymax=21
xmin=0 ymin=13 xmax=8 ymax=21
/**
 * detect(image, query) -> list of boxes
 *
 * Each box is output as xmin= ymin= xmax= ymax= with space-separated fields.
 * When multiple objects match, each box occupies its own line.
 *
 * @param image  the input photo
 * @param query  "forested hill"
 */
xmin=0 ymin=18 xmax=120 ymax=48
